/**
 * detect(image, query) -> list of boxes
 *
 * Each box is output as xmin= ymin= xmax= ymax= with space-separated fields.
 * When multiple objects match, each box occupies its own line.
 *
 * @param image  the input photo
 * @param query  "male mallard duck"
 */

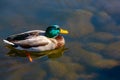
xmin=3 ymin=25 xmax=69 ymax=52
xmin=3 ymin=25 xmax=68 ymax=62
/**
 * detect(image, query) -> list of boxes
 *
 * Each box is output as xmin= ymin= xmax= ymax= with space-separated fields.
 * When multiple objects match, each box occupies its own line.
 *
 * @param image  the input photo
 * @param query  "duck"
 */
xmin=3 ymin=25 xmax=69 ymax=51
xmin=3 ymin=25 xmax=69 ymax=62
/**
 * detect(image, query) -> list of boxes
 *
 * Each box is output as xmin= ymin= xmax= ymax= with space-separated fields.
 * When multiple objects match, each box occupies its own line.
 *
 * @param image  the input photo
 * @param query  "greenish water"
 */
xmin=0 ymin=0 xmax=120 ymax=80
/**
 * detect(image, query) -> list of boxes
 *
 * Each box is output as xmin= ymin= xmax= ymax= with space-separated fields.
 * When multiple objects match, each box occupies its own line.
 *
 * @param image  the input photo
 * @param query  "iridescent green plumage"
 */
xmin=45 ymin=25 xmax=60 ymax=38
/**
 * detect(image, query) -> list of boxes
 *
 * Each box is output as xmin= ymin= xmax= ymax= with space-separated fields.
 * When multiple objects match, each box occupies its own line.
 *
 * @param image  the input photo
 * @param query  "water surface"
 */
xmin=0 ymin=0 xmax=120 ymax=80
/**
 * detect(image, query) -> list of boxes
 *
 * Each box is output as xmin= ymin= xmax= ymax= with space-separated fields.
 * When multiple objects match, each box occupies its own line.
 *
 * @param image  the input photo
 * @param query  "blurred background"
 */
xmin=0 ymin=0 xmax=120 ymax=80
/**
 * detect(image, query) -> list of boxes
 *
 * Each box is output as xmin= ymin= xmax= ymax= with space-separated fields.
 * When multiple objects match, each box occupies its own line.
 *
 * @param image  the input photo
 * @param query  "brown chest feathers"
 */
xmin=55 ymin=35 xmax=65 ymax=48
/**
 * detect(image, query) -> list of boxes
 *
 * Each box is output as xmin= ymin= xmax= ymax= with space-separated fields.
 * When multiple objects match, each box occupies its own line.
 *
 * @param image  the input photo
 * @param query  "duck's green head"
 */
xmin=45 ymin=25 xmax=69 ymax=38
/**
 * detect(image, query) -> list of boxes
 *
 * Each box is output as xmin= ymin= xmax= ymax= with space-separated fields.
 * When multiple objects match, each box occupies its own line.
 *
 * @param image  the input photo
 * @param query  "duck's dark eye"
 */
xmin=57 ymin=28 xmax=60 ymax=30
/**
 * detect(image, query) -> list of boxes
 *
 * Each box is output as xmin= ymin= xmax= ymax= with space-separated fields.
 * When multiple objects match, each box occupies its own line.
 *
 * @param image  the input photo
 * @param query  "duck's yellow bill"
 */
xmin=60 ymin=28 xmax=69 ymax=34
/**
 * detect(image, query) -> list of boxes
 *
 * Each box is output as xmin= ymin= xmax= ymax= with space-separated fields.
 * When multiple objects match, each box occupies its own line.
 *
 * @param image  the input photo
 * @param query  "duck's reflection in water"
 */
xmin=6 ymin=45 xmax=68 ymax=62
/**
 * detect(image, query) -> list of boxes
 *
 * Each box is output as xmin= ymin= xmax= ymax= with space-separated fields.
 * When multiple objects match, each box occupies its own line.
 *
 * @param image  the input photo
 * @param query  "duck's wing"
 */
xmin=13 ymin=36 xmax=50 ymax=48
xmin=6 ymin=30 xmax=45 ymax=42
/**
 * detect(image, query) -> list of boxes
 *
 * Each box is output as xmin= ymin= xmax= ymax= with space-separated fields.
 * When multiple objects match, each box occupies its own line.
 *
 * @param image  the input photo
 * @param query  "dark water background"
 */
xmin=0 ymin=0 xmax=120 ymax=80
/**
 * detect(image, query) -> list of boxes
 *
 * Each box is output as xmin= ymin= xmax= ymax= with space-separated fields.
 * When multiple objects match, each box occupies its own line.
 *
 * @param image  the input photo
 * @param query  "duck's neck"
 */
xmin=45 ymin=30 xmax=59 ymax=38
xmin=55 ymin=35 xmax=63 ymax=40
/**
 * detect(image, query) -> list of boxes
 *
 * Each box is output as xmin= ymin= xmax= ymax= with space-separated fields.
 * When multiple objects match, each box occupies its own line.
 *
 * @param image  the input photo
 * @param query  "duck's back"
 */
xmin=6 ymin=30 xmax=45 ymax=42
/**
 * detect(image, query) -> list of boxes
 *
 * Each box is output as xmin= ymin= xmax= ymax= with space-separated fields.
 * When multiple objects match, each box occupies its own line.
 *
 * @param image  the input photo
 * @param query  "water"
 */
xmin=0 ymin=0 xmax=120 ymax=80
